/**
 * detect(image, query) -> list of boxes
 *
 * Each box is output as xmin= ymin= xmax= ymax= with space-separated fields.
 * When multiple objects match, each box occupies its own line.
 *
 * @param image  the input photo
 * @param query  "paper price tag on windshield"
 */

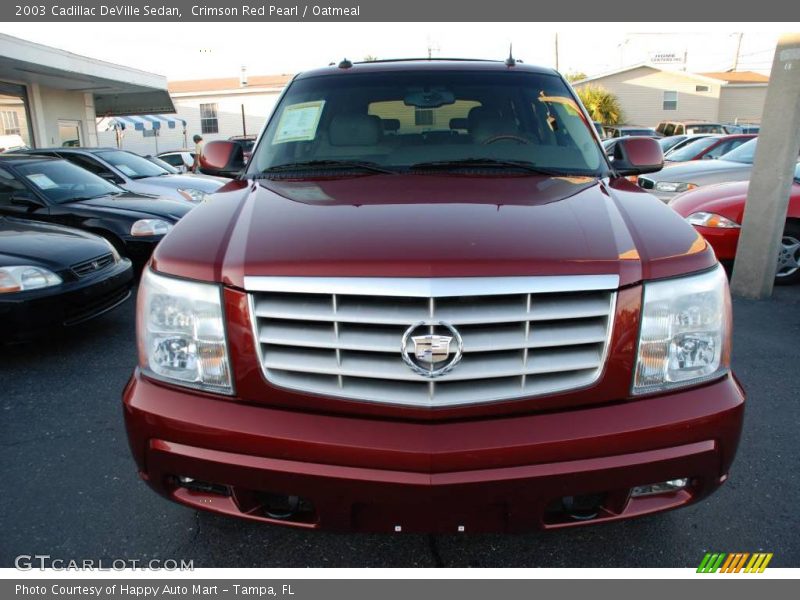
xmin=273 ymin=100 xmax=325 ymax=144
xmin=25 ymin=173 xmax=58 ymax=189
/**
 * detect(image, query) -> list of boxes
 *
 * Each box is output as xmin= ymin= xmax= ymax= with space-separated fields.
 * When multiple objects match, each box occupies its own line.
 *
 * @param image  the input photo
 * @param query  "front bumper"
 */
xmin=123 ymin=372 xmax=745 ymax=533
xmin=1 ymin=259 xmax=134 ymax=340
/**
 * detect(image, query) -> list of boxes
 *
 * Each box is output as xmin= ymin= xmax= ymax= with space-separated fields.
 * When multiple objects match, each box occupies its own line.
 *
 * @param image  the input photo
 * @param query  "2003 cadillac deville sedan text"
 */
xmin=123 ymin=59 xmax=744 ymax=532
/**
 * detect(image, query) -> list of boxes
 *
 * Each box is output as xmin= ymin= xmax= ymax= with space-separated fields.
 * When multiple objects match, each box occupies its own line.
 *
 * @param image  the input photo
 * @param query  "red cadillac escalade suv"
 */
xmin=123 ymin=59 xmax=744 ymax=533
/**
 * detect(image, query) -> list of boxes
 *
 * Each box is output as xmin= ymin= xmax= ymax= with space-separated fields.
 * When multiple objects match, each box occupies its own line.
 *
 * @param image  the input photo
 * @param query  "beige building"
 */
xmin=572 ymin=64 xmax=769 ymax=127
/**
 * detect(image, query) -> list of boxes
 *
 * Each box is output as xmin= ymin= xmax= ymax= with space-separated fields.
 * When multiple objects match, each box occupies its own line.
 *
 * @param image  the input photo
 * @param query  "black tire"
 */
xmin=775 ymin=220 xmax=800 ymax=285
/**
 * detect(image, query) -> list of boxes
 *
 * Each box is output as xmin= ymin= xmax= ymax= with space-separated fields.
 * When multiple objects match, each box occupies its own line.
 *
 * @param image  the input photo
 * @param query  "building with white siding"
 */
xmin=98 ymin=73 xmax=292 ymax=155
xmin=572 ymin=64 xmax=769 ymax=128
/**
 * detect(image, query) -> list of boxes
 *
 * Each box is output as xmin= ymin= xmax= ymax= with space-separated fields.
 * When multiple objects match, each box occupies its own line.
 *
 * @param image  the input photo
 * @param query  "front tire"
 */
xmin=775 ymin=221 xmax=800 ymax=285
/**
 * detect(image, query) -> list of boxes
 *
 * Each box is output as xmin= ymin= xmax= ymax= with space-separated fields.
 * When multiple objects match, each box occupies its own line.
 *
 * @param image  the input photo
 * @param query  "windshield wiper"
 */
xmin=255 ymin=160 xmax=398 ymax=176
xmin=409 ymin=158 xmax=575 ymax=176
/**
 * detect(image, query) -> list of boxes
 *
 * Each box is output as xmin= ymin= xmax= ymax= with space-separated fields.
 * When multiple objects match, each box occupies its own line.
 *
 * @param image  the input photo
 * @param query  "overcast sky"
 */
xmin=1 ymin=22 xmax=791 ymax=81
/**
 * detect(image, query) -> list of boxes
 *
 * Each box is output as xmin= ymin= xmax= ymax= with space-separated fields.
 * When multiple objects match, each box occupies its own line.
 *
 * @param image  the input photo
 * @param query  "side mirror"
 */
xmin=199 ymin=141 xmax=244 ymax=178
xmin=10 ymin=191 xmax=43 ymax=209
xmin=612 ymin=136 xmax=664 ymax=177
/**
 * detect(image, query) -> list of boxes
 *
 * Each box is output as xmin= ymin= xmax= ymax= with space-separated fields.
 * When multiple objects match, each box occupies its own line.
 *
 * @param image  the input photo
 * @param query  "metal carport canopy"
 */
xmin=0 ymin=33 xmax=175 ymax=116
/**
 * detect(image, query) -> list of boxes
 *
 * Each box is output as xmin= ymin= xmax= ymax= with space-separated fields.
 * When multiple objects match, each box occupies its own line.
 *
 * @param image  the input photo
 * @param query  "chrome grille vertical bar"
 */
xmin=332 ymin=294 xmax=343 ymax=388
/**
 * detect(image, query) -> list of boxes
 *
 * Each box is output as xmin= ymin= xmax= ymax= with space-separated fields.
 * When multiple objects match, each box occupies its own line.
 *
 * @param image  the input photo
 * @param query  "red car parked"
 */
xmin=664 ymin=134 xmax=757 ymax=163
xmin=670 ymin=163 xmax=800 ymax=284
xmin=123 ymin=59 xmax=744 ymax=533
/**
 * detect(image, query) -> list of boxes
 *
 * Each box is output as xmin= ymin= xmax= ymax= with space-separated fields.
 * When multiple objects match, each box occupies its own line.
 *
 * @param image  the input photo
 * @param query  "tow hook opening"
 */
xmin=243 ymin=490 xmax=317 ymax=524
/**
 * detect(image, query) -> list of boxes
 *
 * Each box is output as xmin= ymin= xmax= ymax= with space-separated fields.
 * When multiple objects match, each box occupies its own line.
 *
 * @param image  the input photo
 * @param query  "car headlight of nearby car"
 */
xmin=685 ymin=212 xmax=741 ymax=229
xmin=137 ymin=268 xmax=232 ymax=394
xmin=0 ymin=266 xmax=63 ymax=294
xmin=177 ymin=188 xmax=212 ymax=203
xmin=130 ymin=219 xmax=174 ymax=237
xmin=655 ymin=181 xmax=698 ymax=193
xmin=632 ymin=265 xmax=731 ymax=395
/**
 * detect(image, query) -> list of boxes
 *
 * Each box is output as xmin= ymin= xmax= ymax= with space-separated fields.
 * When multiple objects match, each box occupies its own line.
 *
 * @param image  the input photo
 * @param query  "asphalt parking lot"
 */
xmin=1 ymin=285 xmax=798 ymax=569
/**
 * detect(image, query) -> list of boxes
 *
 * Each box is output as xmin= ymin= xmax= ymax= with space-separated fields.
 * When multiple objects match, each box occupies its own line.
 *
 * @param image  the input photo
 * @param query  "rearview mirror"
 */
xmin=611 ymin=137 xmax=664 ymax=177
xmin=199 ymin=141 xmax=244 ymax=178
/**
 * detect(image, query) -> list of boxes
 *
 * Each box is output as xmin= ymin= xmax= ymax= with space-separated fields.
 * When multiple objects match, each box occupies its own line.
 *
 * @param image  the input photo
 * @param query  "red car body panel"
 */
xmin=151 ymin=175 xmax=716 ymax=288
xmin=671 ymin=180 xmax=800 ymax=260
xmin=124 ymin=60 xmax=743 ymax=532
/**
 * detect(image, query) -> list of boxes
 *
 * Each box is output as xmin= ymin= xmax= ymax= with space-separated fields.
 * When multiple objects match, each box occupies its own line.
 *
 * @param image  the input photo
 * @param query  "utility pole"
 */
xmin=732 ymin=32 xmax=743 ymax=71
xmin=730 ymin=33 xmax=800 ymax=299
xmin=554 ymin=33 xmax=559 ymax=71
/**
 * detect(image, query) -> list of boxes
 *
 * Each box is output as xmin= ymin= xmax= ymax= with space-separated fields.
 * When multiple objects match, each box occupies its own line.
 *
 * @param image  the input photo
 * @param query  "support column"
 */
xmin=731 ymin=33 xmax=800 ymax=298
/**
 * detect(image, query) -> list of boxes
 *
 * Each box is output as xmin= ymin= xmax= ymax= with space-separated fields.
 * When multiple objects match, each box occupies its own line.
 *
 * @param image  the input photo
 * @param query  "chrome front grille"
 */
xmin=246 ymin=276 xmax=618 ymax=407
xmin=71 ymin=253 xmax=115 ymax=278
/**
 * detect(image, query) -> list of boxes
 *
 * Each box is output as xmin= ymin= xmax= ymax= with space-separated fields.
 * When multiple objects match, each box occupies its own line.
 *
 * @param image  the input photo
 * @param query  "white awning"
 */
xmin=98 ymin=114 xmax=187 ymax=132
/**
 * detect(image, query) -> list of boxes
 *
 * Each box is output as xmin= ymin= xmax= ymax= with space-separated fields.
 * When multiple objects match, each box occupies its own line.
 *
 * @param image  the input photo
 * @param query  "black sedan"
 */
xmin=0 ymin=154 xmax=191 ymax=265
xmin=0 ymin=216 xmax=134 ymax=341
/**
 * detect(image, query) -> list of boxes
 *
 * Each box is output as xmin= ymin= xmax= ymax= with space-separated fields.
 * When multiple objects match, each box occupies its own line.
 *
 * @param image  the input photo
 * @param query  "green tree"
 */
xmin=363 ymin=55 xmax=378 ymax=62
xmin=576 ymin=85 xmax=624 ymax=125
xmin=565 ymin=71 xmax=587 ymax=83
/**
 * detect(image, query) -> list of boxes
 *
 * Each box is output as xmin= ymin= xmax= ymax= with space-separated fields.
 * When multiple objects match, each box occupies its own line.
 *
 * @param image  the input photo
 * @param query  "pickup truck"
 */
xmin=123 ymin=59 xmax=744 ymax=533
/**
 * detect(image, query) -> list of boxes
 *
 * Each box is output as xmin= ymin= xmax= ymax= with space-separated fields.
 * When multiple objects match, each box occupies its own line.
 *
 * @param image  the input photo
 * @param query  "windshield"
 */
xmin=96 ymin=149 xmax=169 ymax=179
xmin=249 ymin=70 xmax=606 ymax=176
xmin=665 ymin=137 xmax=719 ymax=161
xmin=17 ymin=159 xmax=121 ymax=204
xmin=147 ymin=155 xmax=180 ymax=173
xmin=658 ymin=136 xmax=685 ymax=152
xmin=719 ymin=138 xmax=758 ymax=164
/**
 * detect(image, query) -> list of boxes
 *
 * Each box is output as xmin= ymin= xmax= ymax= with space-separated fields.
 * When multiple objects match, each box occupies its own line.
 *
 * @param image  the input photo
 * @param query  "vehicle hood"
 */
xmin=153 ymin=174 xmax=715 ymax=288
xmin=137 ymin=174 xmax=227 ymax=194
xmin=0 ymin=217 xmax=111 ymax=270
xmin=647 ymin=159 xmax=753 ymax=183
xmin=75 ymin=192 xmax=191 ymax=221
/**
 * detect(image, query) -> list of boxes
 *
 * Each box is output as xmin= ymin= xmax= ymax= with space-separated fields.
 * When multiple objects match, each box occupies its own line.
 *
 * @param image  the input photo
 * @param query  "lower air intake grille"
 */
xmin=246 ymin=276 xmax=617 ymax=408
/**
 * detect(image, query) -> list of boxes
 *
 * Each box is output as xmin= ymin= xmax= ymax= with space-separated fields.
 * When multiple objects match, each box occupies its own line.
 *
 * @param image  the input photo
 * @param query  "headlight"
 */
xmin=130 ymin=219 xmax=173 ymax=237
xmin=633 ymin=265 xmax=731 ymax=395
xmin=655 ymin=181 xmax=698 ymax=193
xmin=686 ymin=212 xmax=740 ymax=229
xmin=177 ymin=188 xmax=211 ymax=203
xmin=0 ymin=266 xmax=62 ymax=294
xmin=137 ymin=269 xmax=232 ymax=394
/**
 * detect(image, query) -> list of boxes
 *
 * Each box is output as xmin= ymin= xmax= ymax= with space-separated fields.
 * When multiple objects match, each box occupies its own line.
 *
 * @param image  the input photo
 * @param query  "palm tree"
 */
xmin=576 ymin=85 xmax=624 ymax=125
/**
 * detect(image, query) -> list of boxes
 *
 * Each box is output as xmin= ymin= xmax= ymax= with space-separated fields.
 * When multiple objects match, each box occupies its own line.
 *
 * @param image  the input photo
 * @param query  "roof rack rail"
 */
xmin=348 ymin=57 xmax=504 ymax=65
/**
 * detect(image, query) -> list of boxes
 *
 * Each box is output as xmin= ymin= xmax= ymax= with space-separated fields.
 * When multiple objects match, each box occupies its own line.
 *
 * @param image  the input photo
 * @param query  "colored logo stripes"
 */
xmin=697 ymin=552 xmax=773 ymax=573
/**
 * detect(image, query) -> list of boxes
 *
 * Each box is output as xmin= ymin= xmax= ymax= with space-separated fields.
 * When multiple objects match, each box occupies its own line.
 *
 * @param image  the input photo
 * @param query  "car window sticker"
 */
xmin=273 ymin=100 xmax=326 ymax=144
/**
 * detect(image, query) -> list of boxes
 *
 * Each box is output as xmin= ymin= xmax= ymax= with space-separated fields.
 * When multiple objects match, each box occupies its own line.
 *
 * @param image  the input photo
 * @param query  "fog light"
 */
xmin=631 ymin=478 xmax=689 ymax=497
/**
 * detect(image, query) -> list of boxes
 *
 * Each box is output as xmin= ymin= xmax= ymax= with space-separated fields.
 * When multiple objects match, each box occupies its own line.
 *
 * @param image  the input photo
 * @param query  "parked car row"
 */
xmin=670 ymin=163 xmax=800 ymax=285
xmin=0 ymin=145 xmax=237 ymax=341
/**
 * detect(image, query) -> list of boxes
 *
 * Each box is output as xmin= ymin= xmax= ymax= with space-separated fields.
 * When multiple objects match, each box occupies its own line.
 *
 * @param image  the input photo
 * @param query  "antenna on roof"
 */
xmin=505 ymin=44 xmax=516 ymax=67
xmin=338 ymin=58 xmax=353 ymax=69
